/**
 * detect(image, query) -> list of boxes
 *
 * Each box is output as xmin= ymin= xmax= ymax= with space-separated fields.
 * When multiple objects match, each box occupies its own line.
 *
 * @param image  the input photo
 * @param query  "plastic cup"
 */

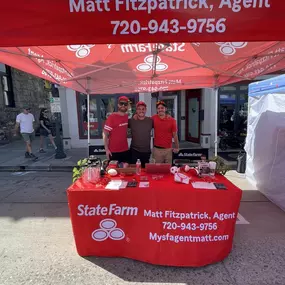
xmin=209 ymin=162 xmax=217 ymax=177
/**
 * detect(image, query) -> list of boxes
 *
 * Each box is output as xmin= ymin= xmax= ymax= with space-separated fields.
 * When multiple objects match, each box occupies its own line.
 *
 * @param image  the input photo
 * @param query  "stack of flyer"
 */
xmin=105 ymin=180 xmax=127 ymax=190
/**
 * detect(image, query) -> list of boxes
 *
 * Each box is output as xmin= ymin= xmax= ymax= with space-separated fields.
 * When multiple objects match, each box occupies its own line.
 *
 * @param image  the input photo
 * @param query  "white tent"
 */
xmin=245 ymin=75 xmax=285 ymax=211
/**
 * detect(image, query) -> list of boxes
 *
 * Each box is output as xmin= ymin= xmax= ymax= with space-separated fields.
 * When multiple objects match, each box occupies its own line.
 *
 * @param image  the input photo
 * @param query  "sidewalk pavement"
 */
xmin=0 ymin=138 xmax=102 ymax=172
xmin=0 ymin=137 xmax=238 ymax=171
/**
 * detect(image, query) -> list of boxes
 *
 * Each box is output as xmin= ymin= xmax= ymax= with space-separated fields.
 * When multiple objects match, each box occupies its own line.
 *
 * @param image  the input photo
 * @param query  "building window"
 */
xmin=218 ymin=84 xmax=248 ymax=134
xmin=1 ymin=66 xmax=15 ymax=107
xmin=77 ymin=93 xmax=139 ymax=139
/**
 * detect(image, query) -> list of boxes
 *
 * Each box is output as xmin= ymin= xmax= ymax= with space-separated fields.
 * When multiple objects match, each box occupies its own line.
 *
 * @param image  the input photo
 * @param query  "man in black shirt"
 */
xmin=129 ymin=101 xmax=153 ymax=167
xmin=39 ymin=108 xmax=57 ymax=152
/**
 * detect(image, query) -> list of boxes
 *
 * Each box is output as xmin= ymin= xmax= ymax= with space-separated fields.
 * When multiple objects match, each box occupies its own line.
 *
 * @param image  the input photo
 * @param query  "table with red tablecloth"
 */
xmin=67 ymin=171 xmax=242 ymax=267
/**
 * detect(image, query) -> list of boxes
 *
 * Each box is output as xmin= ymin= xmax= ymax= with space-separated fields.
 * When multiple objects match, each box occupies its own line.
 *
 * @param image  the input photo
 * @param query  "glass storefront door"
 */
xmin=218 ymin=84 xmax=248 ymax=135
xmin=186 ymin=90 xmax=201 ymax=143
xmin=77 ymin=93 xmax=139 ymax=139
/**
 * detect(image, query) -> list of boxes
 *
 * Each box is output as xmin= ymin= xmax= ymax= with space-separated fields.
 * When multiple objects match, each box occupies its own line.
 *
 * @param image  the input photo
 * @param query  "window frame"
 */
xmin=76 ymin=92 xmax=139 ymax=139
xmin=1 ymin=65 xmax=15 ymax=108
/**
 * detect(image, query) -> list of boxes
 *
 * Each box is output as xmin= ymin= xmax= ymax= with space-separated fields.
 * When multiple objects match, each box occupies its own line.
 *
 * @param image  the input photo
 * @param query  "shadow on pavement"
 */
xmin=84 ymin=256 xmax=234 ymax=285
xmin=82 ymin=197 xmax=285 ymax=285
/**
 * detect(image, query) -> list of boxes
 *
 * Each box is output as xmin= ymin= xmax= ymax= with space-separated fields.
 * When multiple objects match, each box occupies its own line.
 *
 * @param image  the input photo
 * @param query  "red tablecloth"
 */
xmin=67 ymin=171 xmax=242 ymax=267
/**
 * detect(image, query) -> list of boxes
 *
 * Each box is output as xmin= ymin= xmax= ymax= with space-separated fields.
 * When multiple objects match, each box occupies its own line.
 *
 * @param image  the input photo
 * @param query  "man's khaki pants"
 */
xmin=153 ymin=147 xmax=173 ymax=164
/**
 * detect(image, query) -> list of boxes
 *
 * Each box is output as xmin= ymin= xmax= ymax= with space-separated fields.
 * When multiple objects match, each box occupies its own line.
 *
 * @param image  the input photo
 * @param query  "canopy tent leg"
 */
xmin=87 ymin=92 xmax=90 ymax=148
xmin=86 ymin=92 xmax=91 ymax=181
xmin=214 ymin=88 xmax=219 ymax=157
xmin=86 ymin=77 xmax=91 ymax=159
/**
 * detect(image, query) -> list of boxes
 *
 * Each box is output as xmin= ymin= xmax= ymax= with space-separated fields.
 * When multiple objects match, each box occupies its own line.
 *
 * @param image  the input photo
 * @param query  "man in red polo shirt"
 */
xmin=103 ymin=96 xmax=129 ymax=163
xmin=153 ymin=101 xmax=179 ymax=163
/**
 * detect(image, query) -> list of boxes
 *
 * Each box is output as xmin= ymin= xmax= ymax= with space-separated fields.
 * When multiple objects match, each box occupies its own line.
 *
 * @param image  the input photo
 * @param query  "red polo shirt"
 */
xmin=152 ymin=114 xmax=177 ymax=148
xmin=104 ymin=113 xmax=128 ymax=153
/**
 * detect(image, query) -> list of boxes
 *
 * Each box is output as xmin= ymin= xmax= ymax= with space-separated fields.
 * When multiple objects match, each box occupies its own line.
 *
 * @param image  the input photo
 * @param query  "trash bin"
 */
xmin=237 ymin=151 xmax=246 ymax=173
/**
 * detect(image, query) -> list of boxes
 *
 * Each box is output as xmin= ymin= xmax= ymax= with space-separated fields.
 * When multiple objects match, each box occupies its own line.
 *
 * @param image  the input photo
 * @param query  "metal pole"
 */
xmin=214 ymin=88 xmax=219 ymax=157
xmin=54 ymin=112 xmax=67 ymax=159
xmin=87 ymin=92 xmax=91 ymax=181
xmin=87 ymin=77 xmax=91 ymax=158
xmin=87 ymin=92 xmax=90 ymax=147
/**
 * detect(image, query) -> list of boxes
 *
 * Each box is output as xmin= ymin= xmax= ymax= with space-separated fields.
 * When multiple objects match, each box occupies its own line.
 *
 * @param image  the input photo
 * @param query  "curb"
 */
xmin=0 ymin=165 xmax=74 ymax=172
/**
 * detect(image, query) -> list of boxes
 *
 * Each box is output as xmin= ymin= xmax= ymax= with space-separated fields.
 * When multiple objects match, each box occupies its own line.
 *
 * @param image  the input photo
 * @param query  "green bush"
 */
xmin=72 ymin=158 xmax=88 ymax=183
xmin=210 ymin=156 xmax=230 ymax=175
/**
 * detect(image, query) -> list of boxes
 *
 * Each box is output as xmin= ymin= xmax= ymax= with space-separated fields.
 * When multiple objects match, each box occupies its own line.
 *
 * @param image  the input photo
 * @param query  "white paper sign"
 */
xmin=50 ymin=101 xmax=61 ymax=113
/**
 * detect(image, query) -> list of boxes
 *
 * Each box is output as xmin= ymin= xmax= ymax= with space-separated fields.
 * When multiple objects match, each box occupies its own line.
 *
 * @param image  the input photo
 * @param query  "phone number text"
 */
xmin=162 ymin=222 xmax=218 ymax=231
xmin=111 ymin=18 xmax=226 ymax=35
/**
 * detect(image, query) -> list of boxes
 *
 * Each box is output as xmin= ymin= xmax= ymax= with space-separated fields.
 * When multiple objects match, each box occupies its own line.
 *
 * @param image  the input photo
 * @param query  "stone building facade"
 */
xmin=0 ymin=64 xmax=51 ymax=140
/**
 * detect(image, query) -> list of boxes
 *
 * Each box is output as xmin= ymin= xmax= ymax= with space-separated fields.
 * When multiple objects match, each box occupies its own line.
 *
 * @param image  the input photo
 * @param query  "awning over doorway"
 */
xmin=0 ymin=42 xmax=284 ymax=94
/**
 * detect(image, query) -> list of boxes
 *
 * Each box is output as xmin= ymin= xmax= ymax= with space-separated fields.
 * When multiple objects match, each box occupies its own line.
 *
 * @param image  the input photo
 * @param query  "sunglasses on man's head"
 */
xmin=156 ymin=101 xmax=166 ymax=107
xmin=119 ymin=101 xmax=128 ymax=106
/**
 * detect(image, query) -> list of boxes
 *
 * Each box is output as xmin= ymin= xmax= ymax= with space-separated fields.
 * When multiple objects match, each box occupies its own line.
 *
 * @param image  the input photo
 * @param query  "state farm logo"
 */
xmin=178 ymin=153 xmax=203 ymax=157
xmin=67 ymin=44 xmax=95 ymax=58
xmin=216 ymin=42 xmax=247 ymax=56
xmin=92 ymin=149 xmax=105 ymax=153
xmin=91 ymin=219 xmax=125 ymax=242
xmin=137 ymin=55 xmax=168 ymax=72
xmin=119 ymin=123 xmax=128 ymax=127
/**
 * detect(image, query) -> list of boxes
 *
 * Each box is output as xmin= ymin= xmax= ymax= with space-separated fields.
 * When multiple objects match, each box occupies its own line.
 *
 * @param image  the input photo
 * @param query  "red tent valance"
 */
xmin=1 ymin=1 xmax=284 ymax=47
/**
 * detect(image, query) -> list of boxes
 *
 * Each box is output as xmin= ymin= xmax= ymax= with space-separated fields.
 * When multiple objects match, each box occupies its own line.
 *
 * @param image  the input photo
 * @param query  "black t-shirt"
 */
xmin=129 ymin=117 xmax=153 ymax=152
xmin=39 ymin=115 xmax=51 ymax=130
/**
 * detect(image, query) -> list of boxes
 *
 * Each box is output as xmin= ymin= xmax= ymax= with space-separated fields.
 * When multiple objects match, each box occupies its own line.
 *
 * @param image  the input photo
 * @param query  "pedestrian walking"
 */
xmin=39 ymin=108 xmax=57 ymax=153
xmin=15 ymin=106 xmax=38 ymax=160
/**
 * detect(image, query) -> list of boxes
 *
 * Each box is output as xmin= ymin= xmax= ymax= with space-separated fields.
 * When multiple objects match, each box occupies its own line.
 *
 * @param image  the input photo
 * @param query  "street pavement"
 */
xmin=0 ymin=138 xmax=102 ymax=172
xmin=0 ymin=171 xmax=285 ymax=285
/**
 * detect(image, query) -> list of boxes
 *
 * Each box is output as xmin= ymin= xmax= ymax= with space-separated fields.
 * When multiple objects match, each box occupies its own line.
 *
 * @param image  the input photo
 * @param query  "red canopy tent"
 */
xmin=1 ymin=1 xmax=285 ymax=155
xmin=0 ymin=42 xmax=284 ymax=94
xmin=1 ymin=1 xmax=284 ymax=94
